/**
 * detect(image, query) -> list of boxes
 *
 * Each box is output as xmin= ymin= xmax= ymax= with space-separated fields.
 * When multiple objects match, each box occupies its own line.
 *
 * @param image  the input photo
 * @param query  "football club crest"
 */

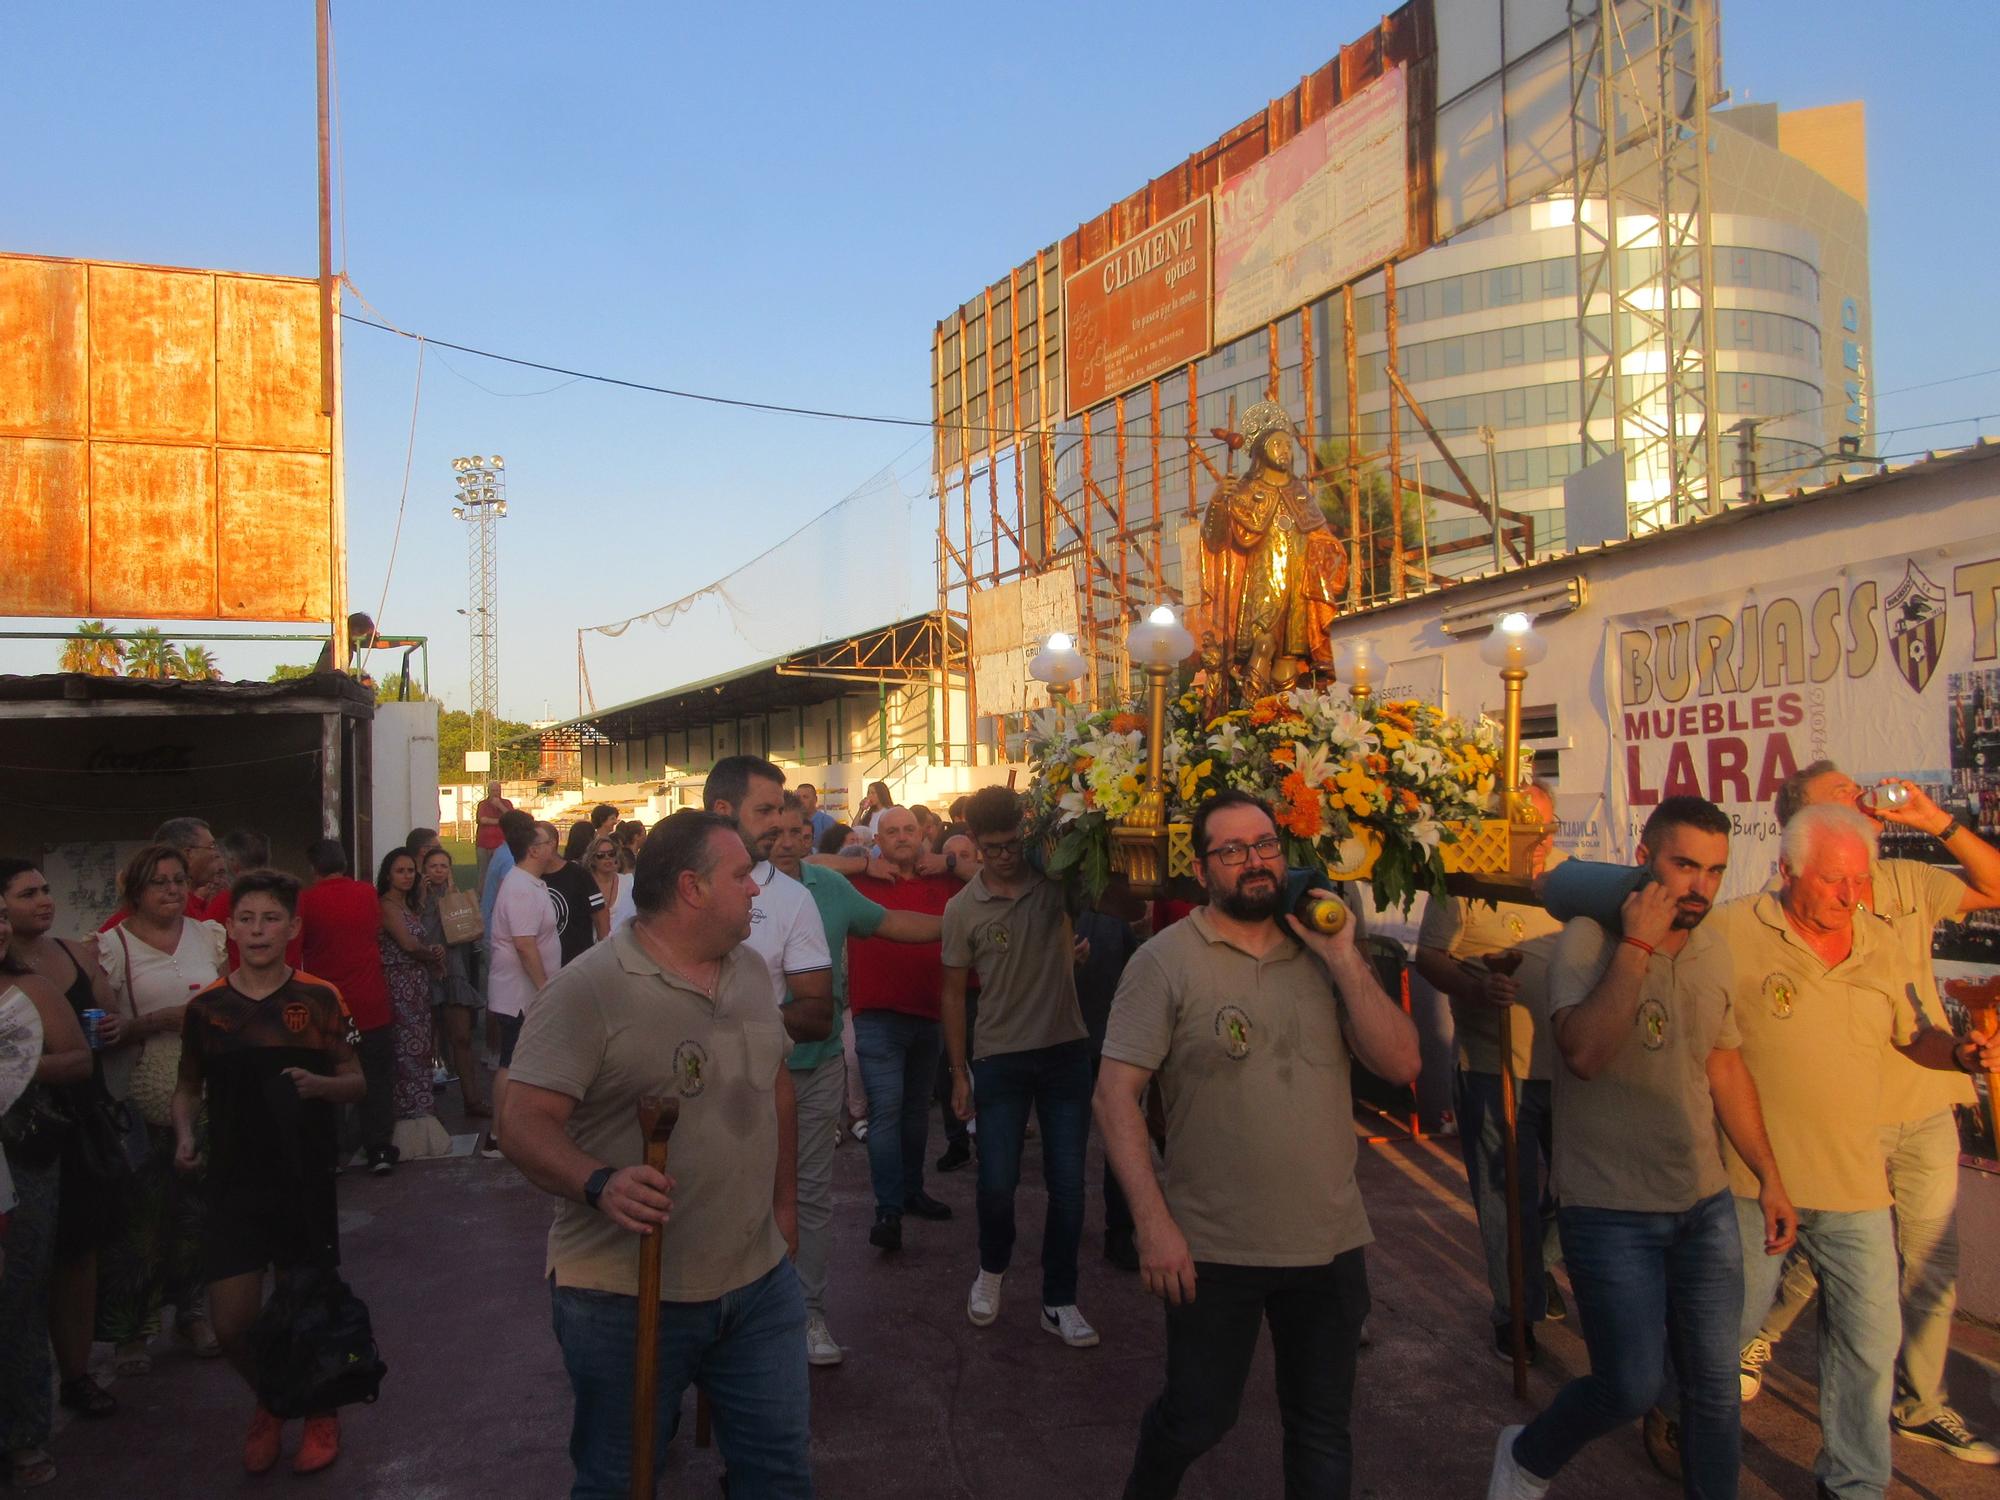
xmin=1213 ymin=1005 xmax=1253 ymax=1060
xmin=282 ymin=1001 xmax=311 ymax=1034
xmin=1884 ymin=562 xmax=1946 ymax=694
xmin=672 ymin=1040 xmax=711 ymax=1098
xmin=1637 ymin=997 xmax=1668 ymax=1051
xmin=1763 ymin=972 xmax=1798 ymax=1020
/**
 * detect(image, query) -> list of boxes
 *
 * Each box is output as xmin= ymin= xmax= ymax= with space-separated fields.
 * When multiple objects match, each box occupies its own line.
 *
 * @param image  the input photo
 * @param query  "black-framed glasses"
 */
xmin=976 ymin=835 xmax=1024 ymax=857
xmin=1205 ymin=836 xmax=1282 ymax=867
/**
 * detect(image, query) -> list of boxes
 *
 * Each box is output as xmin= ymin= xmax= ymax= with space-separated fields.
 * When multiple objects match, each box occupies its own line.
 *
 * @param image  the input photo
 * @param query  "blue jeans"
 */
xmin=1732 ymin=1196 xmax=1898 ymax=1499
xmin=1514 ymin=1189 xmax=1743 ymax=1499
xmin=971 ymin=1038 xmax=1092 ymax=1307
xmin=549 ymin=1259 xmax=811 ymax=1500
xmin=1454 ymin=1069 xmax=1558 ymax=1325
xmin=853 ymin=1009 xmax=941 ymax=1215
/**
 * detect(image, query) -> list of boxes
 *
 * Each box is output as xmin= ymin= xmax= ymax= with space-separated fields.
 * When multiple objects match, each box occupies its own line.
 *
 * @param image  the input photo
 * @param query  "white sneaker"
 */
xmin=805 ymin=1312 xmax=844 ymax=1367
xmin=1040 ymin=1303 xmax=1099 ymax=1348
xmin=1738 ymin=1332 xmax=1774 ymax=1401
xmin=1486 ymin=1425 xmax=1550 ymax=1500
xmin=967 ymin=1269 xmax=1003 ymax=1327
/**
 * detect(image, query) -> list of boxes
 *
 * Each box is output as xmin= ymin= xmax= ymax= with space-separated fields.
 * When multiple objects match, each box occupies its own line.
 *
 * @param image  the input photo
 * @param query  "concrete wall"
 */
xmin=370 ymin=701 xmax=440 ymax=856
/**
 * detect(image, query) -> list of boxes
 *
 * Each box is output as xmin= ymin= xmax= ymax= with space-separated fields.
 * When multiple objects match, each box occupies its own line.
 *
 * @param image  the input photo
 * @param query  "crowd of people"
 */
xmin=2 ymin=755 xmax=1997 ymax=1498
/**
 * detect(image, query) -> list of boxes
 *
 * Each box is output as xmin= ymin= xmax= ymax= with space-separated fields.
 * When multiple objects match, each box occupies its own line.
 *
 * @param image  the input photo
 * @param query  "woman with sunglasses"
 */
xmin=418 ymin=848 xmax=489 ymax=1120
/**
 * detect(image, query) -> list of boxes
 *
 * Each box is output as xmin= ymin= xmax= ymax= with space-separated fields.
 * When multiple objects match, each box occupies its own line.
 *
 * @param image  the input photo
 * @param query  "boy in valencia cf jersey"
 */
xmin=172 ymin=869 xmax=365 ymax=1477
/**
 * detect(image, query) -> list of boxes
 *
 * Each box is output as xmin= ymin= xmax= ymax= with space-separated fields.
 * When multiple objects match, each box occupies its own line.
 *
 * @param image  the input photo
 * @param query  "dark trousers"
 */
xmin=356 ymin=1025 xmax=395 ymax=1151
xmin=1089 ymin=1053 xmax=1135 ymax=1240
xmin=971 ymin=1038 xmax=1091 ymax=1307
xmin=1124 ymin=1249 xmax=1370 ymax=1500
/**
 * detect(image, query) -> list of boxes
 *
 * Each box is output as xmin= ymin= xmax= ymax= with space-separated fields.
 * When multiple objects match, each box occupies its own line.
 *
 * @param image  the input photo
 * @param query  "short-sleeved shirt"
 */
xmin=297 ymin=876 xmax=390 ymax=1031
xmin=475 ymin=796 xmax=513 ymax=851
xmin=1547 ymin=916 xmax=1740 ymax=1214
xmin=741 ymin=863 xmax=831 ymax=1010
xmin=490 ymin=868 xmax=560 ymax=1019
xmin=1862 ymin=858 xmax=1975 ymax=1124
xmin=790 ymin=863 xmax=886 ymax=1072
xmin=809 ymin=809 xmax=837 ymax=848
xmin=847 ymin=874 xmax=956 ymax=1023
xmin=178 ymin=971 xmax=356 ymax=1191
xmin=1692 ymin=893 xmax=1919 ymax=1211
xmin=508 ymin=928 xmax=793 ymax=1302
xmin=1418 ymin=892 xmax=1565 ymax=1079
xmin=1102 ymin=908 xmax=1372 ymax=1266
xmin=480 ymin=842 xmax=516 ymax=933
xmin=543 ymin=860 xmax=605 ymax=968
xmin=940 ymin=872 xmax=1087 ymax=1061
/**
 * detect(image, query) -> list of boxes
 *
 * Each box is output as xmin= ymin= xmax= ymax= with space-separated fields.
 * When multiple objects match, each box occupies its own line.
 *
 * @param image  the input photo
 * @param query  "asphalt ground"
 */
xmin=38 ymin=1092 xmax=2000 ymax=1498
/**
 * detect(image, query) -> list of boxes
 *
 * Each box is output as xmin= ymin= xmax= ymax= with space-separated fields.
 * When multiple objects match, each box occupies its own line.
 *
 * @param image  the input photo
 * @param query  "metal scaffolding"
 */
xmin=1567 ymin=0 xmax=1722 ymax=531
xmin=451 ymin=455 xmax=507 ymax=755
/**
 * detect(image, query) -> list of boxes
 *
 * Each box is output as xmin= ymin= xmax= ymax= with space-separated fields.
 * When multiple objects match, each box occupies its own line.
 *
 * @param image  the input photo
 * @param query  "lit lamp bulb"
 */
xmin=1027 ymin=631 xmax=1087 ymax=703
xmin=1334 ymin=636 xmax=1380 ymax=702
xmin=1479 ymin=610 xmax=1549 ymax=671
xmin=1126 ymin=605 xmax=1195 ymax=667
xmin=1479 ymin=610 xmax=1548 ymax=826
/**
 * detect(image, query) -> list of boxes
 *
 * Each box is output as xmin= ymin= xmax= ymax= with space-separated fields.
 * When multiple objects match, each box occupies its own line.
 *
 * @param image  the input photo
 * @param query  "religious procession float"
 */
xmin=1018 ymin=401 xmax=1547 ymax=915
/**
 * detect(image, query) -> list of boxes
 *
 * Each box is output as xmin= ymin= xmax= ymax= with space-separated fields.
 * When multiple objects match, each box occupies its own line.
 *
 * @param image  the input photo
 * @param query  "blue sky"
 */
xmin=6 ymin=1 xmax=1996 ymax=718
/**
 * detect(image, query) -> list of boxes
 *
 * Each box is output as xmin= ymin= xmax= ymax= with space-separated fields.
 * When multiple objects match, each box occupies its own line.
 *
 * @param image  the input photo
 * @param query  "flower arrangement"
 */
xmin=1023 ymin=683 xmax=1504 ymax=911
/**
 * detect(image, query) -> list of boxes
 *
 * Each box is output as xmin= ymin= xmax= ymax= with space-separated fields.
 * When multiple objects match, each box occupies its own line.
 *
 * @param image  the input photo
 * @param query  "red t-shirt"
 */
xmin=475 ymin=796 xmax=514 ymax=851
xmin=97 ymin=887 xmax=233 ymax=933
xmin=846 ymin=874 xmax=957 ymax=1021
xmin=298 ymin=874 xmax=391 ymax=1031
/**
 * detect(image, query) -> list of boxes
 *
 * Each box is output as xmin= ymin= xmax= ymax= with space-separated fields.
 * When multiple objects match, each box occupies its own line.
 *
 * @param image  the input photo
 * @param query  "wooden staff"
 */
xmin=631 ymin=1094 xmax=681 ymax=1500
xmin=1483 ymin=950 xmax=1529 ymax=1400
xmin=1944 ymin=976 xmax=2000 ymax=1151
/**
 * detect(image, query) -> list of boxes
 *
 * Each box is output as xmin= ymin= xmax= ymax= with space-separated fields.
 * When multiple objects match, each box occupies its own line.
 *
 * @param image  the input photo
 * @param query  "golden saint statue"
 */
xmin=1196 ymin=401 xmax=1348 ymax=716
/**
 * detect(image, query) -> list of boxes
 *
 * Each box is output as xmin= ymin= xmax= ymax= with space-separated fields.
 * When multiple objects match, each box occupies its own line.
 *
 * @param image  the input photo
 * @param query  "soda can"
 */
xmin=80 ymin=1008 xmax=108 ymax=1050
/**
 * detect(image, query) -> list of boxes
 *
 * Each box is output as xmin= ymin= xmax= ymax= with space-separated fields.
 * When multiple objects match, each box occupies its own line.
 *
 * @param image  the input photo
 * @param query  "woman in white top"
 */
xmin=94 ymin=843 xmax=226 ymax=1375
xmin=587 ymin=836 xmax=635 ymax=934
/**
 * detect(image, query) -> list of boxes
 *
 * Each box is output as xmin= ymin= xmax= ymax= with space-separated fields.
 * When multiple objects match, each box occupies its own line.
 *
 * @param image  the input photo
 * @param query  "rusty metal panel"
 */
xmin=0 ymin=251 xmax=336 ymax=623
xmin=90 ymin=442 xmax=218 ymax=618
xmin=217 ymin=449 xmax=332 ymax=618
xmin=0 ymin=439 xmax=90 ymax=613
xmin=89 ymin=264 xmax=216 ymax=443
xmin=0 ymin=258 xmax=87 ymax=436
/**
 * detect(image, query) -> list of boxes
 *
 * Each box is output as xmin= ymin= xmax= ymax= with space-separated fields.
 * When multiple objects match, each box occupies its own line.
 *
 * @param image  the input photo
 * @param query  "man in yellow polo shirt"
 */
xmin=1738 ymin=762 xmax=2000 ymax=1467
xmin=1688 ymin=804 xmax=1999 ymax=1499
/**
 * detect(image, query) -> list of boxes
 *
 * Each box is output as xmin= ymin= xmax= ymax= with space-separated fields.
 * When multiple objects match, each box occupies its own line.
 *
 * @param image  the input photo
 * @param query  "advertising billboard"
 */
xmin=1062 ymin=198 xmax=1212 ymax=418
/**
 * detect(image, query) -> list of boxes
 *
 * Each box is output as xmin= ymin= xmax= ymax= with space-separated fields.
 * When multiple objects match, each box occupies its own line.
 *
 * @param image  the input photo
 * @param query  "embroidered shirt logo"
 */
xmin=1763 ymin=972 xmax=1798 ymax=1020
xmin=1214 ymin=1005 xmax=1253 ymax=1060
xmin=1637 ymin=997 xmax=1669 ymax=1051
xmin=672 ymin=1040 xmax=711 ymax=1098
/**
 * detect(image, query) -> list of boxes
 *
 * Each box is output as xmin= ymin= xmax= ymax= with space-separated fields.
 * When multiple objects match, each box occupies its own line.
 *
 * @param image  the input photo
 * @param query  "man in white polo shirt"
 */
xmin=702 ymin=756 xmax=832 ymax=1046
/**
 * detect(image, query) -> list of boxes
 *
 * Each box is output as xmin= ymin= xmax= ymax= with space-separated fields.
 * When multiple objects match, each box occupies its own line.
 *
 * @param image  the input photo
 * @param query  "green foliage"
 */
xmin=58 ymin=621 xmax=124 ymax=677
xmin=269 ymin=664 xmax=538 ymax=785
xmin=175 ymin=645 xmax=222 ymax=681
xmin=1311 ymin=438 xmax=1432 ymax=597
xmin=123 ymin=628 xmax=184 ymax=681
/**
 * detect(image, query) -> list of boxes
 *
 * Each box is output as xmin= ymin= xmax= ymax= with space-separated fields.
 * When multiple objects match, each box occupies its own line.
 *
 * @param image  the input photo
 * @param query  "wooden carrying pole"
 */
xmin=1485 ymin=951 xmax=1529 ymax=1400
xmin=630 ymin=1095 xmax=681 ymax=1500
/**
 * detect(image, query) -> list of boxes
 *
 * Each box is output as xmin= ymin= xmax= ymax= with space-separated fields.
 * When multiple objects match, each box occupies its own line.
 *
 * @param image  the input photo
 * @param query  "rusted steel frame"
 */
xmin=1184 ymin=435 xmax=1225 ymax=485
xmin=1149 ymin=380 xmax=1164 ymax=591
xmin=1185 ymin=362 xmax=1200 ymax=517
xmin=1385 ymin=261 xmax=1405 ymax=598
xmin=1343 ymin=285 xmax=1362 ymax=608
xmin=1300 ymin=303 xmax=1316 ymax=469
xmin=1081 ymin=410 xmax=1098 ymax=703
xmin=1115 ymin=395 xmax=1130 ymax=670
xmin=1036 ymin=251 xmax=1056 ymax=564
xmin=1010 ymin=266 xmax=1025 ymax=579
xmin=984 ymin=287 xmax=1002 ymax=584
xmin=1384 ymin=364 xmax=1531 ymax=564
xmin=956 ymin=308 xmax=976 ymax=765
xmin=1267 ymin=322 xmax=1281 ymax=401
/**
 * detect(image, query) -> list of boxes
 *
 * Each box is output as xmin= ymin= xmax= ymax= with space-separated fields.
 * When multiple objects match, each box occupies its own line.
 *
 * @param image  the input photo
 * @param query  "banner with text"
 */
xmin=1062 ymin=198 xmax=1212 ymax=418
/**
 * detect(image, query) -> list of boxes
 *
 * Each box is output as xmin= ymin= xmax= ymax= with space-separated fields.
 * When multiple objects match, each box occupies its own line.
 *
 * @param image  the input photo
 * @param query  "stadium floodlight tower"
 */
xmin=450 ymin=454 xmax=508 ymax=757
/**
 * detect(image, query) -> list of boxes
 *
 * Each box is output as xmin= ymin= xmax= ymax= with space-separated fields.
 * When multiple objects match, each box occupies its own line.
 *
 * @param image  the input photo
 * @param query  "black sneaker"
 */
xmin=904 ymin=1191 xmax=953 ymax=1221
xmin=1894 ymin=1409 xmax=2000 ymax=1465
xmin=1543 ymin=1273 xmax=1566 ymax=1323
xmin=367 ymin=1146 xmax=395 ymax=1176
xmin=868 ymin=1211 xmax=902 ymax=1253
xmin=1104 ymin=1232 xmax=1140 ymax=1273
xmin=1493 ymin=1322 xmax=1538 ymax=1364
xmin=935 ymin=1140 xmax=972 ymax=1173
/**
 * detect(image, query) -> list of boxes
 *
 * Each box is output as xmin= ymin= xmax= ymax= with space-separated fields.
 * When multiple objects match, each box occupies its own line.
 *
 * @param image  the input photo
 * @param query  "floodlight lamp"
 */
xmin=471 ymin=455 xmax=486 ymax=468
xmin=491 ymin=455 xmax=504 ymax=468
xmin=452 ymin=506 xmax=465 ymax=519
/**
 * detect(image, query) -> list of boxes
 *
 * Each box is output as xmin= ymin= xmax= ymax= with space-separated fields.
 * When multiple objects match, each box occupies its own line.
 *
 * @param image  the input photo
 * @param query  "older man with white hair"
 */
xmin=1687 ymin=803 xmax=2000 ymax=1499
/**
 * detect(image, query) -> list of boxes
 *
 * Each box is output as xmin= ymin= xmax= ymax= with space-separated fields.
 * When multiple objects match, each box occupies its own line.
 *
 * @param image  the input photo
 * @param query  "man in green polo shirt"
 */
xmin=502 ymin=810 xmax=808 ymax=1499
xmin=1096 ymin=789 xmax=1421 ymax=1498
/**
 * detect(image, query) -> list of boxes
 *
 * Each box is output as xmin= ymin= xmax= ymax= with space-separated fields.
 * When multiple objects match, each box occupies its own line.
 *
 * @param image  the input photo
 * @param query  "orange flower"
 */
xmin=1398 ymin=788 xmax=1420 ymax=812
xmin=1274 ymin=772 xmax=1324 ymax=839
xmin=1365 ymin=753 xmax=1389 ymax=774
xmin=1110 ymin=712 xmax=1144 ymax=734
xmin=1248 ymin=697 xmax=1283 ymax=726
xmin=1270 ymin=744 xmax=1296 ymax=766
xmin=1073 ymin=755 xmax=1093 ymax=773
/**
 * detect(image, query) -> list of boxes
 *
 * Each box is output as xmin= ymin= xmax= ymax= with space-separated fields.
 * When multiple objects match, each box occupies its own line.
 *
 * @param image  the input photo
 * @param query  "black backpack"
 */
xmin=250 ymin=1266 xmax=389 ymax=1418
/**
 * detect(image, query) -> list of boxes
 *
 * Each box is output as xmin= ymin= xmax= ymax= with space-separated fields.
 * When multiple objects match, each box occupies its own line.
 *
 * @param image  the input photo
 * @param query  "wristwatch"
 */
xmin=583 ymin=1165 xmax=615 ymax=1211
xmin=1934 ymin=817 xmax=1966 ymax=843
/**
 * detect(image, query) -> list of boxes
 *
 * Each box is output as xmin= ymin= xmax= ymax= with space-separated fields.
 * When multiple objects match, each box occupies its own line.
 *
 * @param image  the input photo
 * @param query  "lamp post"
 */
xmin=1027 ymin=631 xmax=1087 ymax=708
xmin=1478 ymin=610 xmax=1548 ymax=829
xmin=1334 ymin=636 xmax=1380 ymax=705
xmin=451 ymin=455 xmax=508 ymax=758
xmin=1113 ymin=605 xmax=1196 ymax=893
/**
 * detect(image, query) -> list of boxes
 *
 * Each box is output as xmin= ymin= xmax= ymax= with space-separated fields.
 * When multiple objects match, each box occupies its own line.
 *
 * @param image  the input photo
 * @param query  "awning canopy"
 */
xmin=528 ymin=612 xmax=953 ymax=749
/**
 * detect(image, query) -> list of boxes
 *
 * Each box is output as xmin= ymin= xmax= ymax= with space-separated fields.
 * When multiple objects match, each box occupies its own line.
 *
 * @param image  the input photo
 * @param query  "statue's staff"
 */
xmin=630 ymin=1094 xmax=680 ymax=1500
xmin=1481 ymin=949 xmax=1530 ymax=1400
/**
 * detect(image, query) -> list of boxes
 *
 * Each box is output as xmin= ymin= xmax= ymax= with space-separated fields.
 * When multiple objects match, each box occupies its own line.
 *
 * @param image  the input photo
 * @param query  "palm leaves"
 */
xmin=177 ymin=646 xmax=222 ymax=681
xmin=58 ymin=621 xmax=124 ymax=676
xmin=123 ymin=628 xmax=185 ymax=681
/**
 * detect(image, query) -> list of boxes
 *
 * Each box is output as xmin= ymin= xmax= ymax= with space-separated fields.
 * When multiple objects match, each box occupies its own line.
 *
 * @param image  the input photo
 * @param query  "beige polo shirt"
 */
xmin=940 ymin=871 xmax=1088 ymax=1061
xmin=1418 ymin=893 xmax=1565 ymax=1080
xmin=508 ymin=926 xmax=792 ymax=1302
xmin=1102 ymin=908 xmax=1371 ymax=1266
xmin=1863 ymin=859 xmax=1975 ymax=1124
xmin=1547 ymin=917 xmax=1738 ymax=1214
xmin=1691 ymin=893 xmax=1919 ymax=1212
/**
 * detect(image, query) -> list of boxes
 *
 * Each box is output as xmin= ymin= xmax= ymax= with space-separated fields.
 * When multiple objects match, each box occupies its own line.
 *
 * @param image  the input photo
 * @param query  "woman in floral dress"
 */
xmin=373 ymin=849 xmax=441 ymax=1122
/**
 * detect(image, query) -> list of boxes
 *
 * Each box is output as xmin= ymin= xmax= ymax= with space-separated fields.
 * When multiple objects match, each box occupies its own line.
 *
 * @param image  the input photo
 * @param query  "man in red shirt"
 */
xmin=474 ymin=780 xmax=513 ymax=889
xmin=847 ymin=806 xmax=961 ymax=1250
xmin=97 ymin=816 xmax=231 ymax=928
xmin=298 ymin=838 xmax=397 ymax=1174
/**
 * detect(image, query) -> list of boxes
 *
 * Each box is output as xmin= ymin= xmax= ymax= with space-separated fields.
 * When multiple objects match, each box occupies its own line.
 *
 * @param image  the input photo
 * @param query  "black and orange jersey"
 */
xmin=180 ymin=970 xmax=357 ymax=1187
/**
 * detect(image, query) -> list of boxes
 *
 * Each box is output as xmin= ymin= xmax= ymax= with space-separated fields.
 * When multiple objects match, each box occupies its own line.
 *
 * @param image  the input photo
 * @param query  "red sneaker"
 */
xmin=243 ymin=1406 xmax=284 ymax=1474
xmin=291 ymin=1414 xmax=340 ymax=1475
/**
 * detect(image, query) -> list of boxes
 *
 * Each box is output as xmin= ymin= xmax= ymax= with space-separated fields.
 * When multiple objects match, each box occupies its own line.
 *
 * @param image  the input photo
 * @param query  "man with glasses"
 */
xmin=97 ymin=817 xmax=228 ymax=928
xmin=942 ymin=785 xmax=1098 ymax=1348
xmin=1096 ymin=790 xmax=1419 ymax=1497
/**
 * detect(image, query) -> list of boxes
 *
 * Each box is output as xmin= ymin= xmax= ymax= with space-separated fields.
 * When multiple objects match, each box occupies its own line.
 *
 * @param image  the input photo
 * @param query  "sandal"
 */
xmin=113 ymin=1339 xmax=153 ymax=1376
xmin=58 ymin=1375 xmax=118 ymax=1418
xmin=6 ymin=1448 xmax=57 ymax=1489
